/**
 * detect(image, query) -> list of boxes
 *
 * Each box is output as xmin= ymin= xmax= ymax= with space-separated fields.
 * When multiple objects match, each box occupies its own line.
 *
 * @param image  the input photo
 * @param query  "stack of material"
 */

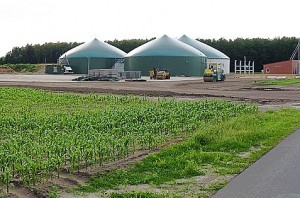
xmin=89 ymin=69 xmax=119 ymax=77
xmin=89 ymin=69 xmax=141 ymax=79
xmin=118 ymin=71 xmax=141 ymax=79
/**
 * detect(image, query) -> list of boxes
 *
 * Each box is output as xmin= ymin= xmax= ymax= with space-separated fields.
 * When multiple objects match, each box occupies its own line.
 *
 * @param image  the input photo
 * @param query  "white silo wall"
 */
xmin=207 ymin=59 xmax=230 ymax=74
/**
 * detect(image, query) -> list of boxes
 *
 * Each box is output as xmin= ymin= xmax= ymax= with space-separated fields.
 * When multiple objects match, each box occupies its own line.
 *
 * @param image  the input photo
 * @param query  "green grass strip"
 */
xmin=78 ymin=108 xmax=300 ymax=193
xmin=256 ymin=78 xmax=300 ymax=85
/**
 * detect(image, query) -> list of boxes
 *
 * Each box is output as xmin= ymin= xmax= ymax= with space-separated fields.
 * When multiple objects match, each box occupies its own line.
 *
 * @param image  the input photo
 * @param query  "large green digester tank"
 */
xmin=59 ymin=38 xmax=126 ymax=74
xmin=124 ymin=35 xmax=207 ymax=76
xmin=178 ymin=35 xmax=230 ymax=74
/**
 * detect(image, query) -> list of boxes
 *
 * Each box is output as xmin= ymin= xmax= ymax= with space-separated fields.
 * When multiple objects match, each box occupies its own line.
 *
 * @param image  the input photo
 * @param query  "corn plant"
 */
xmin=0 ymin=87 xmax=257 ymax=192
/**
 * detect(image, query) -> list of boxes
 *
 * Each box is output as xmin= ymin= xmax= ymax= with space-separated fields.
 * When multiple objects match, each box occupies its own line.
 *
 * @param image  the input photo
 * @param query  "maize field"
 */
xmin=0 ymin=87 xmax=257 ymax=192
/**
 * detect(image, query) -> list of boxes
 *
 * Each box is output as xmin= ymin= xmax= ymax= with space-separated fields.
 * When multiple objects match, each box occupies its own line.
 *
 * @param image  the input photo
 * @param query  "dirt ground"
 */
xmin=0 ymin=74 xmax=300 ymax=197
xmin=0 ymin=67 xmax=14 ymax=74
xmin=0 ymin=74 xmax=300 ymax=107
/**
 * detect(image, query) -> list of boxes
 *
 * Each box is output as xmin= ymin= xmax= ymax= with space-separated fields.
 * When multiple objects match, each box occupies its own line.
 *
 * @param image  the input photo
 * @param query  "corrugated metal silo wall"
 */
xmin=124 ymin=56 xmax=206 ymax=76
xmin=68 ymin=58 xmax=117 ymax=74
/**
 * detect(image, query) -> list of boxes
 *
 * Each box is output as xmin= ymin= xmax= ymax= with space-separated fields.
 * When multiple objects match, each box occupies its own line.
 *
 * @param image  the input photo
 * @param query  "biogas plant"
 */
xmin=52 ymin=35 xmax=230 ymax=80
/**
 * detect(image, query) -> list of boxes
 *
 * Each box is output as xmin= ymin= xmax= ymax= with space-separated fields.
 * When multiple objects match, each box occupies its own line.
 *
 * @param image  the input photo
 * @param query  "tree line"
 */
xmin=0 ymin=37 xmax=298 ymax=72
xmin=0 ymin=42 xmax=82 ymax=65
xmin=198 ymin=37 xmax=299 ymax=72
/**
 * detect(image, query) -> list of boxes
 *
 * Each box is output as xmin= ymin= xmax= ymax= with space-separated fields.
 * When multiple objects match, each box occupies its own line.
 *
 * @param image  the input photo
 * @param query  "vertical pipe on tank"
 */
xmin=87 ymin=57 xmax=90 ymax=75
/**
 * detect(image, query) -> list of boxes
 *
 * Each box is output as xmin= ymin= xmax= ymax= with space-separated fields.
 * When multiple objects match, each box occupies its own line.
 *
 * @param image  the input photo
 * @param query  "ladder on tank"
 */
xmin=111 ymin=59 xmax=124 ymax=71
xmin=58 ymin=55 xmax=70 ymax=65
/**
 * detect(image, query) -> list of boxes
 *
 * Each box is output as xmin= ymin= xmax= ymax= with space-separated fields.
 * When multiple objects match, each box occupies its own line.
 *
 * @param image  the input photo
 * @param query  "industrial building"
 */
xmin=124 ymin=35 xmax=207 ymax=76
xmin=178 ymin=35 xmax=230 ymax=74
xmin=59 ymin=38 xmax=126 ymax=74
xmin=263 ymin=60 xmax=298 ymax=74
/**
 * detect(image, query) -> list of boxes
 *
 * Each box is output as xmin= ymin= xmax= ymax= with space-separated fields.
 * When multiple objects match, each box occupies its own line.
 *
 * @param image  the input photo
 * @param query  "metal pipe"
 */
xmin=234 ymin=60 xmax=237 ymax=74
xmin=87 ymin=57 xmax=90 ymax=75
xmin=240 ymin=60 xmax=242 ymax=74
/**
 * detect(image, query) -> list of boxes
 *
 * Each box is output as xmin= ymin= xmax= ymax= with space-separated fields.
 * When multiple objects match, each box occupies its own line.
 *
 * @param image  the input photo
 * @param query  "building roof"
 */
xmin=60 ymin=38 xmax=126 ymax=58
xmin=178 ymin=35 xmax=229 ymax=59
xmin=126 ymin=35 xmax=206 ymax=57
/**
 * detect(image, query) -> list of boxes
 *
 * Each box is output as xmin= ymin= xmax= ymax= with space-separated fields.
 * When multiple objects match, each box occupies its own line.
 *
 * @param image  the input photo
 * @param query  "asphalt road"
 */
xmin=213 ymin=129 xmax=300 ymax=198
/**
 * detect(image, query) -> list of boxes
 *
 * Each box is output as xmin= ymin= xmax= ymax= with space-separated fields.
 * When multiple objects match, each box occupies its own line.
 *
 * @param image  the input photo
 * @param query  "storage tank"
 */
xmin=125 ymin=35 xmax=207 ymax=76
xmin=178 ymin=35 xmax=230 ymax=74
xmin=59 ymin=38 xmax=126 ymax=74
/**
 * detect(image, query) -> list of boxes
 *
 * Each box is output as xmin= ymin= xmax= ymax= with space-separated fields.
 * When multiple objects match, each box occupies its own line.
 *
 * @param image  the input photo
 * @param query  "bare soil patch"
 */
xmin=0 ymin=67 xmax=14 ymax=74
xmin=0 ymin=76 xmax=299 ymax=106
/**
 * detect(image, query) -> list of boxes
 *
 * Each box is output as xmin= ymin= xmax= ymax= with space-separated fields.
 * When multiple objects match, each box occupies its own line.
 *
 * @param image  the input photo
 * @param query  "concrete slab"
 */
xmin=0 ymin=74 xmax=81 ymax=82
xmin=0 ymin=74 xmax=202 ymax=83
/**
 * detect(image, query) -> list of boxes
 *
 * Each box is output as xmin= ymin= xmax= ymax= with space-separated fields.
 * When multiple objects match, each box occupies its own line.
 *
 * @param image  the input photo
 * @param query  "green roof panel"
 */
xmin=126 ymin=35 xmax=206 ymax=57
xmin=178 ymin=35 xmax=229 ymax=59
xmin=60 ymin=38 xmax=126 ymax=58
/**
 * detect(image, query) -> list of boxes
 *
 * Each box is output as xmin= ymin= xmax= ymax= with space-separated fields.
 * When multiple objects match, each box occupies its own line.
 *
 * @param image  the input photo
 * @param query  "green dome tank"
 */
xmin=125 ymin=35 xmax=207 ymax=76
xmin=59 ymin=38 xmax=126 ymax=74
xmin=178 ymin=35 xmax=230 ymax=74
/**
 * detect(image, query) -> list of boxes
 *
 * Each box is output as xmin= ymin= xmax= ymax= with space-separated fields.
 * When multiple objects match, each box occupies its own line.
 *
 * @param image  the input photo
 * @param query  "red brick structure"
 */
xmin=263 ymin=60 xmax=298 ymax=74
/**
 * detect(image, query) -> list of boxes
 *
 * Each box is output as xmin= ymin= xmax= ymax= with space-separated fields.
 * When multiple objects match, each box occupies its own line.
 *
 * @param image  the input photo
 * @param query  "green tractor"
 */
xmin=203 ymin=62 xmax=226 ymax=82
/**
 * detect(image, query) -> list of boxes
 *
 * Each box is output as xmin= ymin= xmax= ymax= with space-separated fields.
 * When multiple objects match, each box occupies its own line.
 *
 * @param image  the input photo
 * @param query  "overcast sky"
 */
xmin=0 ymin=0 xmax=299 ymax=57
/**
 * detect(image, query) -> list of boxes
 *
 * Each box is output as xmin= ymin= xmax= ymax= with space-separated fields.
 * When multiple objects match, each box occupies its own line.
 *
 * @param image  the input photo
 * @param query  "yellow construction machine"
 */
xmin=203 ymin=62 xmax=226 ymax=82
xmin=149 ymin=68 xmax=170 ymax=80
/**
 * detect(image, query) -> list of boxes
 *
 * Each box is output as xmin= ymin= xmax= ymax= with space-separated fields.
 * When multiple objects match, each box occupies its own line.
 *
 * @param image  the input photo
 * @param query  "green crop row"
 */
xmin=0 ymin=87 xmax=257 ymax=193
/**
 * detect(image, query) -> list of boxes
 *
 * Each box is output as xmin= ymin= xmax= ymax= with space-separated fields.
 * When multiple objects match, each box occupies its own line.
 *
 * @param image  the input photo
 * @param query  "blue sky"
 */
xmin=0 ymin=0 xmax=299 ymax=57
